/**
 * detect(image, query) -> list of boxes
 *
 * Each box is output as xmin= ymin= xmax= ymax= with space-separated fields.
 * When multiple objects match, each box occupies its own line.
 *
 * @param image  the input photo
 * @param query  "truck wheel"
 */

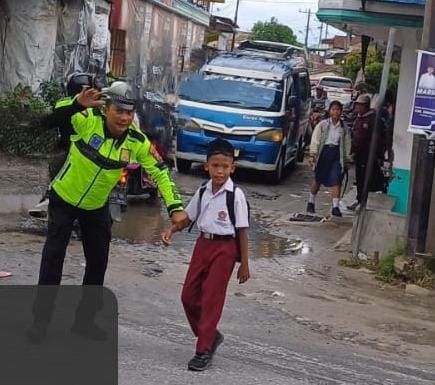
xmin=266 ymin=154 xmax=284 ymax=184
xmin=176 ymin=158 xmax=191 ymax=174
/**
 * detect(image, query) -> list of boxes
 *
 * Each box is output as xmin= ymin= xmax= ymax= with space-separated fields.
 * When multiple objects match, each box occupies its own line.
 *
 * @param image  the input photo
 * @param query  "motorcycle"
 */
xmin=124 ymin=162 xmax=158 ymax=202
xmin=108 ymin=170 xmax=128 ymax=222
xmin=121 ymin=137 xmax=166 ymax=203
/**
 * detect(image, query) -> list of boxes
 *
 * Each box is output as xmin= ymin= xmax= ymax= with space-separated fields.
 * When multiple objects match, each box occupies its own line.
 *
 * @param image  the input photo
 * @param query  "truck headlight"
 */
xmin=256 ymin=129 xmax=283 ymax=142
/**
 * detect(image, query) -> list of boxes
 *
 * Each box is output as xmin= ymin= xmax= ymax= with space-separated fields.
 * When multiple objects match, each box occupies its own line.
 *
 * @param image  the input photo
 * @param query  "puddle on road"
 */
xmin=112 ymin=201 xmax=312 ymax=259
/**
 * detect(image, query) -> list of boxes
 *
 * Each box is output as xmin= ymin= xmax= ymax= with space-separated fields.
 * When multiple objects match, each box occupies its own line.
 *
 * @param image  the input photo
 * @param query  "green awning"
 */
xmin=317 ymin=9 xmax=423 ymax=28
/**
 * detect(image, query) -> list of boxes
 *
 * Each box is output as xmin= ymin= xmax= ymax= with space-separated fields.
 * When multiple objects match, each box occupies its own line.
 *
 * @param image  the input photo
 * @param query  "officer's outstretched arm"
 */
xmin=136 ymin=141 xmax=184 ymax=217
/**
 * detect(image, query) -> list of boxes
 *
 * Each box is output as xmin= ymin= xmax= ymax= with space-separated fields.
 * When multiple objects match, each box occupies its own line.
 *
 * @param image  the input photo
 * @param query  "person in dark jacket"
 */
xmin=347 ymin=94 xmax=386 ymax=210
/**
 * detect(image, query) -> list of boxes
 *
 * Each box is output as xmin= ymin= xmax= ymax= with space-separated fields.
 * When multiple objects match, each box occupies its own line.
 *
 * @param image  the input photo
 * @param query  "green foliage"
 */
xmin=364 ymin=62 xmax=400 ymax=94
xmin=341 ymin=46 xmax=382 ymax=81
xmin=251 ymin=17 xmax=300 ymax=46
xmin=341 ymin=45 xmax=399 ymax=96
xmin=0 ymin=84 xmax=57 ymax=156
xmin=39 ymin=80 xmax=65 ymax=108
xmin=376 ymin=242 xmax=405 ymax=282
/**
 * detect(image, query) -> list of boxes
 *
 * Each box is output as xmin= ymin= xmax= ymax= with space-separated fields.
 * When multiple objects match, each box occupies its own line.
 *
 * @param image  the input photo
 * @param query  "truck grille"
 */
xmin=204 ymin=130 xmax=252 ymax=142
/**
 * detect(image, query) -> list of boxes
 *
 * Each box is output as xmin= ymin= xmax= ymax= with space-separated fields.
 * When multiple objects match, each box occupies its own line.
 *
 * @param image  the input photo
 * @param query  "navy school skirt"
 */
xmin=315 ymin=145 xmax=342 ymax=187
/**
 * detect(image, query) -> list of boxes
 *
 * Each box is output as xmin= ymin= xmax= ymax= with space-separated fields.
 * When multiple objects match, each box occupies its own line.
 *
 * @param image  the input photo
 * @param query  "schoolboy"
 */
xmin=162 ymin=137 xmax=250 ymax=371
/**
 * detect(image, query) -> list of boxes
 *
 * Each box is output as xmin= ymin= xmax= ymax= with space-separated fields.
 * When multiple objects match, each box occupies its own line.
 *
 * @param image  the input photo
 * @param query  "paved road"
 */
xmin=0 ymin=162 xmax=434 ymax=384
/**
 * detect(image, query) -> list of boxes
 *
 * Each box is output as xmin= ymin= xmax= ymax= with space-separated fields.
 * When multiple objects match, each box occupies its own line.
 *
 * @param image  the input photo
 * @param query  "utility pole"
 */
xmin=325 ymin=23 xmax=329 ymax=40
xmin=318 ymin=22 xmax=324 ymax=51
xmin=231 ymin=0 xmax=241 ymax=51
xmin=407 ymin=0 xmax=435 ymax=255
xmin=299 ymin=8 xmax=311 ymax=48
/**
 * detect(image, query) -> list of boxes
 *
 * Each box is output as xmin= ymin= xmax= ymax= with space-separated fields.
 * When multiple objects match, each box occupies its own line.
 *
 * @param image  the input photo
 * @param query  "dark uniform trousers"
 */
xmin=38 ymin=190 xmax=112 ymax=286
xmin=354 ymin=154 xmax=386 ymax=203
xmin=32 ymin=190 xmax=111 ymax=329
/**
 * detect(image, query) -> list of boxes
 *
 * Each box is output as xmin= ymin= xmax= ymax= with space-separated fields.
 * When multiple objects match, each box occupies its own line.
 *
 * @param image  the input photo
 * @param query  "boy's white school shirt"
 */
xmin=186 ymin=177 xmax=249 ymax=236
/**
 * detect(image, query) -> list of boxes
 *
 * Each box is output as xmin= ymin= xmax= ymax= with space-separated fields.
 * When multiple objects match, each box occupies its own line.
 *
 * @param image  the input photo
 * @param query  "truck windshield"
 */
xmin=179 ymin=73 xmax=283 ymax=112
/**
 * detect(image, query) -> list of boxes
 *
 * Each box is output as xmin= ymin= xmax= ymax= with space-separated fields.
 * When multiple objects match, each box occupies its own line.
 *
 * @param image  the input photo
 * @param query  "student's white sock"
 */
xmin=309 ymin=193 xmax=316 ymax=204
xmin=332 ymin=198 xmax=340 ymax=208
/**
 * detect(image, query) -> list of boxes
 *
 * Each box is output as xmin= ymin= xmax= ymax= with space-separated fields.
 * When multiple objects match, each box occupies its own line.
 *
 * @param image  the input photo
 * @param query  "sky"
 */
xmin=212 ymin=0 xmax=344 ymax=47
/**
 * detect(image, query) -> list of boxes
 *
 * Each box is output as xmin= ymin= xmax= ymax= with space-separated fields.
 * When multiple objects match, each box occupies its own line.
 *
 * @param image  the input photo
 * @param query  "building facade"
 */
xmin=318 ymin=0 xmax=425 ymax=216
xmin=0 ymin=0 xmax=211 ymax=96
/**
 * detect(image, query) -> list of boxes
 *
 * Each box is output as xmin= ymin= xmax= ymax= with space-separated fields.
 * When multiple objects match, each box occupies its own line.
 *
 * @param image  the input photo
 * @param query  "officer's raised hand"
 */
xmin=76 ymin=87 xmax=105 ymax=108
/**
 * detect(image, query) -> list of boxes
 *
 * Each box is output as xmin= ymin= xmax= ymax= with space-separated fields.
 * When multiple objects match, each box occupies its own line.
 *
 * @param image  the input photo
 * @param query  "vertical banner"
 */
xmin=409 ymin=50 xmax=435 ymax=134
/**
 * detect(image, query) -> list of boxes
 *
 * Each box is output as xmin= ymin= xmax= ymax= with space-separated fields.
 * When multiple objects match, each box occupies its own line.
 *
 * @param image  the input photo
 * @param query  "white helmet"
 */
xmin=102 ymin=81 xmax=136 ymax=110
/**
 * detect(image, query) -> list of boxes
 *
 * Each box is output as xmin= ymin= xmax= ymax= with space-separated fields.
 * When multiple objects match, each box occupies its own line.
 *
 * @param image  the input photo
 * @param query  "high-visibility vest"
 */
xmin=52 ymin=107 xmax=183 ymax=214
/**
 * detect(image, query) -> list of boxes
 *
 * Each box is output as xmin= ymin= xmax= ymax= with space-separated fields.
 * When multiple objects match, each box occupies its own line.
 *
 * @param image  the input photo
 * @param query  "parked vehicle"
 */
xmin=139 ymin=91 xmax=175 ymax=160
xmin=174 ymin=41 xmax=311 ymax=183
xmin=108 ymin=170 xmax=128 ymax=222
xmin=317 ymin=76 xmax=353 ymax=105
xmin=124 ymin=162 xmax=158 ymax=202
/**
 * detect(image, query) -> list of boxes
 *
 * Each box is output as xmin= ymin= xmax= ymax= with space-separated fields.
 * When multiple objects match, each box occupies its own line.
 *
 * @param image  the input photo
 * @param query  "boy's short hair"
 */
xmin=207 ymin=138 xmax=234 ymax=160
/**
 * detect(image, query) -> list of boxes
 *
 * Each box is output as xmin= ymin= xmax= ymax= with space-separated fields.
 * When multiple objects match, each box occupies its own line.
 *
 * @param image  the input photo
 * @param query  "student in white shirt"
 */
xmin=307 ymin=101 xmax=351 ymax=217
xmin=162 ymin=137 xmax=250 ymax=371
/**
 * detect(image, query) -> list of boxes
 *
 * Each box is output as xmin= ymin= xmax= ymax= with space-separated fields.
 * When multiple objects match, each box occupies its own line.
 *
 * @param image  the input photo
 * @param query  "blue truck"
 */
xmin=174 ymin=40 xmax=311 ymax=183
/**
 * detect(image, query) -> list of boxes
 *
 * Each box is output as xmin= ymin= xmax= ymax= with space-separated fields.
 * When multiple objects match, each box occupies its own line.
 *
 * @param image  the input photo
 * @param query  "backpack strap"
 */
xmin=227 ymin=185 xmax=251 ymax=228
xmin=226 ymin=188 xmax=236 ymax=229
xmin=187 ymin=181 xmax=207 ymax=233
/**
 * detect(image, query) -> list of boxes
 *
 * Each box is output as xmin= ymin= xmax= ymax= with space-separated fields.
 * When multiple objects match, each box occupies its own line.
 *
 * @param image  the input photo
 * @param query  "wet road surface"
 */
xmin=0 ymin=155 xmax=434 ymax=384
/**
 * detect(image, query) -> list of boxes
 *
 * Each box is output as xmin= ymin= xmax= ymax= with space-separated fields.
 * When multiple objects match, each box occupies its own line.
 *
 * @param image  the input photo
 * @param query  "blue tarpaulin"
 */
xmin=377 ymin=0 xmax=425 ymax=4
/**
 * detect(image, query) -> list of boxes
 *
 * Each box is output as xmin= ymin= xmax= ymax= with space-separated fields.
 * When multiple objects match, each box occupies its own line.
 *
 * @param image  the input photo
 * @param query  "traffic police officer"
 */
xmin=38 ymin=82 xmax=187 ymax=286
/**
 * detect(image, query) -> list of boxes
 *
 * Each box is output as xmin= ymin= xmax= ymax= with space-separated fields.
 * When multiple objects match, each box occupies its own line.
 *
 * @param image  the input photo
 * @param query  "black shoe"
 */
xmin=346 ymin=201 xmax=359 ymax=211
xmin=331 ymin=207 xmax=342 ymax=217
xmin=71 ymin=321 xmax=108 ymax=341
xmin=188 ymin=351 xmax=213 ymax=371
xmin=306 ymin=202 xmax=315 ymax=214
xmin=212 ymin=331 xmax=224 ymax=354
xmin=27 ymin=323 xmax=47 ymax=345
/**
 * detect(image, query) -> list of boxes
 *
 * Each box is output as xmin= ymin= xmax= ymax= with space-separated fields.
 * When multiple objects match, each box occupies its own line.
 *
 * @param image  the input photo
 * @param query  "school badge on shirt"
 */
xmin=120 ymin=149 xmax=131 ymax=162
xmin=217 ymin=211 xmax=228 ymax=221
xmin=89 ymin=134 xmax=104 ymax=150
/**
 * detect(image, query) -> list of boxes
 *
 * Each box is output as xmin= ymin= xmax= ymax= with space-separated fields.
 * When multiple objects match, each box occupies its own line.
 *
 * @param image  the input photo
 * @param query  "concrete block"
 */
xmin=405 ymin=284 xmax=432 ymax=297
xmin=366 ymin=192 xmax=396 ymax=211
xmin=353 ymin=209 xmax=406 ymax=259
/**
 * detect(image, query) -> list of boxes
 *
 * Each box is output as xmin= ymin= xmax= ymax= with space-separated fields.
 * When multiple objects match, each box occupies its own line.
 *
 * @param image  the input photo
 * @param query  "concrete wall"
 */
xmin=125 ymin=0 xmax=207 ymax=95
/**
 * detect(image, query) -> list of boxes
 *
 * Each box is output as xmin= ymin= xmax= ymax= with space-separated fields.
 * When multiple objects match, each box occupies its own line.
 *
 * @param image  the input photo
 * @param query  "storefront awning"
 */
xmin=317 ymin=9 xmax=423 ymax=28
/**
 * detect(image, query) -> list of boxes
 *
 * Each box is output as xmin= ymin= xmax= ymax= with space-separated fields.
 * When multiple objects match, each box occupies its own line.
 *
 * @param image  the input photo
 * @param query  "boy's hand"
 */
xmin=308 ymin=155 xmax=316 ymax=170
xmin=237 ymin=262 xmax=250 ymax=284
xmin=161 ymin=228 xmax=174 ymax=246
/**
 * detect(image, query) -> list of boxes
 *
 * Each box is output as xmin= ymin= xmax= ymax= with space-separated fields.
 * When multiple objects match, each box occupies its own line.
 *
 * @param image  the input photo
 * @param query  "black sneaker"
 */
xmin=212 ymin=331 xmax=224 ymax=354
xmin=306 ymin=202 xmax=315 ymax=214
xmin=346 ymin=201 xmax=359 ymax=211
xmin=188 ymin=351 xmax=213 ymax=371
xmin=71 ymin=321 xmax=108 ymax=341
xmin=331 ymin=207 xmax=342 ymax=217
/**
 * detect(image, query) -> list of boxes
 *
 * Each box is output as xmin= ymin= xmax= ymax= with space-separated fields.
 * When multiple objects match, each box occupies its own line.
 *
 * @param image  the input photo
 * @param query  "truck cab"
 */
xmin=174 ymin=41 xmax=311 ymax=183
